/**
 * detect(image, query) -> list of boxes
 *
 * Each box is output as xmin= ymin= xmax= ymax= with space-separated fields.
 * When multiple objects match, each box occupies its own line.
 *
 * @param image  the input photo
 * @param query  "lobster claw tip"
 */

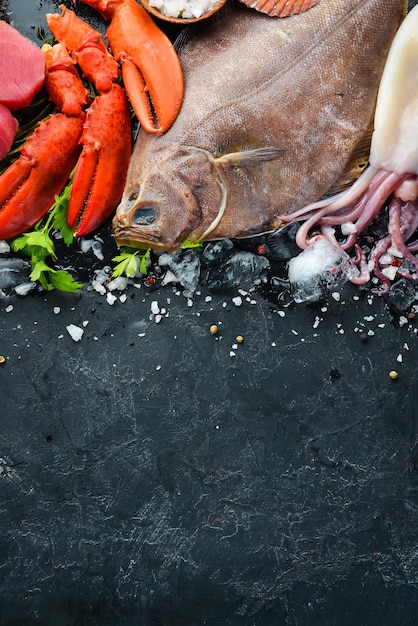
xmin=81 ymin=0 xmax=184 ymax=134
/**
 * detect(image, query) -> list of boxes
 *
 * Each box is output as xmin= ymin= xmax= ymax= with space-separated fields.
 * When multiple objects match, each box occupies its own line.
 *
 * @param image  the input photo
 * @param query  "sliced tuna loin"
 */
xmin=0 ymin=20 xmax=45 ymax=111
xmin=0 ymin=103 xmax=18 ymax=160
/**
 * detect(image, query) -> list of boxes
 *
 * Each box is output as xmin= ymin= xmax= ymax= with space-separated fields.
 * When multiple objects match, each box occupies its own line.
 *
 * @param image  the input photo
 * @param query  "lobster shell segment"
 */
xmin=0 ymin=114 xmax=84 ymax=241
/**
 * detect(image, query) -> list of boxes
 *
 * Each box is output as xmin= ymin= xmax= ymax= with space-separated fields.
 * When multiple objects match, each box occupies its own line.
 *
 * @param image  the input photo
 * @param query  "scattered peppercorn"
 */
xmin=236 ymin=335 xmax=244 ymax=343
xmin=389 ymin=370 xmax=398 ymax=380
xmin=0 ymin=356 xmax=5 ymax=364
xmin=210 ymin=325 xmax=218 ymax=335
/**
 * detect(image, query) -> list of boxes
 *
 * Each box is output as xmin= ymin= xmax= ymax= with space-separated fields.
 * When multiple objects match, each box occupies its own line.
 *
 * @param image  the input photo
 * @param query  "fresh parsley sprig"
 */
xmin=10 ymin=178 xmax=83 ymax=292
xmin=111 ymin=241 xmax=203 ymax=279
xmin=112 ymin=247 xmax=151 ymax=278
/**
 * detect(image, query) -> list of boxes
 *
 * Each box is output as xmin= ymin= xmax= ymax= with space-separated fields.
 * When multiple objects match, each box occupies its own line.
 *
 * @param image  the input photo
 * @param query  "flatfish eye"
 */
xmin=133 ymin=206 xmax=157 ymax=225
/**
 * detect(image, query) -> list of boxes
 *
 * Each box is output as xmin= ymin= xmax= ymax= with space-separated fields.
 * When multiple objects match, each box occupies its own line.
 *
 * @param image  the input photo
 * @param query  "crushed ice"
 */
xmin=158 ymin=249 xmax=201 ymax=297
xmin=288 ymin=240 xmax=360 ymax=303
xmin=202 ymin=241 xmax=270 ymax=290
xmin=0 ymin=257 xmax=34 ymax=297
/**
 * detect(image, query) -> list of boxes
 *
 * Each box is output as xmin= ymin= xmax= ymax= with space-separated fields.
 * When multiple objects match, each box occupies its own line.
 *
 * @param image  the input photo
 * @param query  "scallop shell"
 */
xmin=239 ymin=0 xmax=321 ymax=18
xmin=140 ymin=0 xmax=229 ymax=24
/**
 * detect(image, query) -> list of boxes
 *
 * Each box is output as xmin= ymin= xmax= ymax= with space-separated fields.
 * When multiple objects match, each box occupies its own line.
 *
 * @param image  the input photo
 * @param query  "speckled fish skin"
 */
xmin=113 ymin=0 xmax=407 ymax=251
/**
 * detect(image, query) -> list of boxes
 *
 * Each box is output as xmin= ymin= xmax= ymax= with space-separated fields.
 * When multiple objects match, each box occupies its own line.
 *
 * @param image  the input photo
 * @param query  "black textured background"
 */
xmin=0 ymin=1 xmax=418 ymax=624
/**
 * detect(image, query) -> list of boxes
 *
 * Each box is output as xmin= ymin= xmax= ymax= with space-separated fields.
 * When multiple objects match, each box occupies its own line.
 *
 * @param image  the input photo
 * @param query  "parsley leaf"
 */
xmin=112 ymin=247 xmax=151 ymax=278
xmin=9 ymin=176 xmax=81 ymax=292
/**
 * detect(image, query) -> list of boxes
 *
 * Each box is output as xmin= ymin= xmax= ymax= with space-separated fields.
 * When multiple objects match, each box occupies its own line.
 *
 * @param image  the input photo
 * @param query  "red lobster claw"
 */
xmin=79 ymin=0 xmax=184 ymax=134
xmin=67 ymin=84 xmax=131 ymax=236
xmin=46 ymin=7 xmax=132 ymax=237
xmin=0 ymin=44 xmax=86 ymax=241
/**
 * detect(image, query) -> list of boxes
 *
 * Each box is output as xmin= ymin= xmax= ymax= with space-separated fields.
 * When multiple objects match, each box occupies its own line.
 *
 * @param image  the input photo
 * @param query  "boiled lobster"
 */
xmin=0 ymin=8 xmax=131 ymax=240
xmin=0 ymin=0 xmax=184 ymax=241
xmin=0 ymin=43 xmax=86 ymax=240
xmin=46 ymin=7 xmax=132 ymax=236
xmin=77 ymin=0 xmax=184 ymax=134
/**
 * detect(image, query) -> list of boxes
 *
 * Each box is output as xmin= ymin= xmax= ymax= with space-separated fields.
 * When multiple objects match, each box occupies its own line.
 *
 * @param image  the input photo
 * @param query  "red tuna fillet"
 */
xmin=0 ymin=21 xmax=46 ymax=111
xmin=0 ymin=103 xmax=18 ymax=160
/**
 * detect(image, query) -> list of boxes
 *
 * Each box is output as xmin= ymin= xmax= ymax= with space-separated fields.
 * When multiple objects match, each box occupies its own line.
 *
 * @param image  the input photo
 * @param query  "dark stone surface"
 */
xmin=1 ymin=1 xmax=418 ymax=625
xmin=1 ymin=276 xmax=417 ymax=625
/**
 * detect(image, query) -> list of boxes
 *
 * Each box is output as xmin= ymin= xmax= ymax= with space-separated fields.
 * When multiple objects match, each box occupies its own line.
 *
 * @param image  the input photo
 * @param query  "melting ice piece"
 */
xmin=387 ymin=278 xmax=417 ymax=314
xmin=206 ymin=250 xmax=270 ymax=290
xmin=0 ymin=258 xmax=31 ymax=292
xmin=288 ymin=239 xmax=360 ymax=303
xmin=202 ymin=239 xmax=234 ymax=262
xmin=158 ymin=249 xmax=201 ymax=297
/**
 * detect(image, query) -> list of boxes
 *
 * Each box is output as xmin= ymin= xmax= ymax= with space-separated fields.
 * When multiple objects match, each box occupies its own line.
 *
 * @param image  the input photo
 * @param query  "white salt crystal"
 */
xmin=107 ymin=276 xmax=128 ymax=291
xmin=387 ymin=246 xmax=403 ymax=258
xmin=66 ymin=324 xmax=84 ymax=342
xmin=14 ymin=283 xmax=35 ymax=297
xmin=381 ymin=266 xmax=398 ymax=281
xmin=106 ymin=292 xmax=117 ymax=305
xmin=92 ymin=280 xmax=107 ymax=295
xmin=341 ymin=222 xmax=357 ymax=235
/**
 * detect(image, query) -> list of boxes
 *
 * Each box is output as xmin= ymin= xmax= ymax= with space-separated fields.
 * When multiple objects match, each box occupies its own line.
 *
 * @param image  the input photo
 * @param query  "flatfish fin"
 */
xmin=239 ymin=0 xmax=321 ymax=18
xmin=215 ymin=147 xmax=285 ymax=168
xmin=324 ymin=123 xmax=373 ymax=197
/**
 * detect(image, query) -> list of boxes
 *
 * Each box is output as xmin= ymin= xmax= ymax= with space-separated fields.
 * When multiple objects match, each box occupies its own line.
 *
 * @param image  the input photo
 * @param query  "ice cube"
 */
xmin=0 ymin=258 xmax=31 ymax=292
xmin=288 ymin=239 xmax=359 ymax=303
xmin=203 ymin=239 xmax=234 ymax=262
xmin=387 ymin=278 xmax=417 ymax=314
xmin=206 ymin=251 xmax=270 ymax=290
xmin=158 ymin=249 xmax=201 ymax=297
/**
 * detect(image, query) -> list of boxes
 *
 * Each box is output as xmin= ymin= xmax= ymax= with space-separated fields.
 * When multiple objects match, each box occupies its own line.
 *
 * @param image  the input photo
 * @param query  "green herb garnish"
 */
xmin=10 ymin=178 xmax=83 ymax=292
xmin=181 ymin=240 xmax=202 ymax=249
xmin=112 ymin=247 xmax=151 ymax=278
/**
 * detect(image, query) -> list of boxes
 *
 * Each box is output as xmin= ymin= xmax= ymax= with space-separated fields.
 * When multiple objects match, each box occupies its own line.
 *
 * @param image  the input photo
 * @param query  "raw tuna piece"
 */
xmin=0 ymin=20 xmax=45 ymax=111
xmin=0 ymin=103 xmax=18 ymax=160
